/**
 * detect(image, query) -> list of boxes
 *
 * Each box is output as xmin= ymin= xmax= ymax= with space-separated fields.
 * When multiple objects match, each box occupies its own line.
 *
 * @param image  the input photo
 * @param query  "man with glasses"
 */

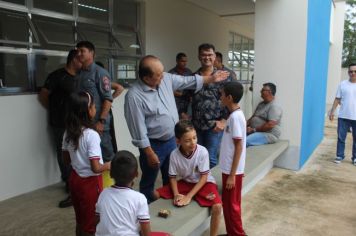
xmin=191 ymin=44 xmax=234 ymax=168
xmin=246 ymin=82 xmax=282 ymax=147
xmin=329 ymin=63 xmax=356 ymax=165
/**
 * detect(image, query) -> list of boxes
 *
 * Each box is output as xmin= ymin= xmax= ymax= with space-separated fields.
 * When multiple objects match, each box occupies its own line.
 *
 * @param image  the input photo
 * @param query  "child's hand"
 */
xmin=175 ymin=195 xmax=192 ymax=206
xmin=225 ymin=175 xmax=235 ymax=190
xmin=173 ymin=194 xmax=184 ymax=205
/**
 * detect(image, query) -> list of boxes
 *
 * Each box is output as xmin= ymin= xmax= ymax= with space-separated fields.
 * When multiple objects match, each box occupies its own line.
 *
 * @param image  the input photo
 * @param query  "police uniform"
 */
xmin=78 ymin=63 xmax=115 ymax=162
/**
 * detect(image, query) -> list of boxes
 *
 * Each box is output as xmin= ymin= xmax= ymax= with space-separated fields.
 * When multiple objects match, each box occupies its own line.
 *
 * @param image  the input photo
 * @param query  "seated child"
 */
xmin=95 ymin=150 xmax=151 ymax=236
xmin=155 ymin=120 xmax=222 ymax=236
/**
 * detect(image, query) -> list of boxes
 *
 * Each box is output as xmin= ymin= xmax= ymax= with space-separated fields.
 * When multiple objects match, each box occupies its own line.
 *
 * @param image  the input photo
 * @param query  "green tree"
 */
xmin=342 ymin=0 xmax=356 ymax=67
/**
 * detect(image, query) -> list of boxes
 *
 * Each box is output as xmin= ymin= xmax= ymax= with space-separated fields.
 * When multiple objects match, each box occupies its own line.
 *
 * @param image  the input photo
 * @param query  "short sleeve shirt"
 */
xmin=169 ymin=144 xmax=216 ymax=183
xmin=78 ymin=63 xmax=113 ymax=130
xmin=335 ymin=80 xmax=356 ymax=120
xmin=219 ymin=109 xmax=246 ymax=175
xmin=95 ymin=186 xmax=150 ymax=236
xmin=62 ymin=128 xmax=103 ymax=177
xmin=249 ymin=100 xmax=282 ymax=143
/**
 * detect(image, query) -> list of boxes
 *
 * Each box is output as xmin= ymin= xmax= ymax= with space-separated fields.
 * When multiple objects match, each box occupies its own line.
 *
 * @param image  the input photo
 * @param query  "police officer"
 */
xmin=76 ymin=41 xmax=115 ymax=163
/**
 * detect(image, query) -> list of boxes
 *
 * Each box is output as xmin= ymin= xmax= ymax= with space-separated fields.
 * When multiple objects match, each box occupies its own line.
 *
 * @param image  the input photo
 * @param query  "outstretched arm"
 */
xmin=202 ymin=70 xmax=230 ymax=84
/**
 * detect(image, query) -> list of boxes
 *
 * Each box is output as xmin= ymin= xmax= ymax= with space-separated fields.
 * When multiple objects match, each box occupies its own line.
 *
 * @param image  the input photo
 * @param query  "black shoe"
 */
xmin=58 ymin=196 xmax=72 ymax=208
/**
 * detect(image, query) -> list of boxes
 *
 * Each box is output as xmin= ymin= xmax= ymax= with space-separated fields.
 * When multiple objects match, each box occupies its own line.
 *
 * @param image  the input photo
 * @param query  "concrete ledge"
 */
xmin=150 ymin=140 xmax=289 ymax=236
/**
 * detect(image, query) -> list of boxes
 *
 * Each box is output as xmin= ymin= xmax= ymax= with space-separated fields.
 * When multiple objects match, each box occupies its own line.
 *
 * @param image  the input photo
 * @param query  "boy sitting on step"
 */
xmin=155 ymin=120 xmax=222 ymax=236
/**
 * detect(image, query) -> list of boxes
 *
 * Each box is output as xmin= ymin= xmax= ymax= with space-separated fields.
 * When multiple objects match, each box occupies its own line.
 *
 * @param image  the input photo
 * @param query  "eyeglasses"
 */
xmin=349 ymin=70 xmax=356 ymax=74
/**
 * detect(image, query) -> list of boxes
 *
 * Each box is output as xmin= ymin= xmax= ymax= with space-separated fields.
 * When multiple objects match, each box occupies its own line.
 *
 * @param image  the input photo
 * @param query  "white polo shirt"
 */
xmin=95 ymin=186 xmax=150 ymax=236
xmin=219 ymin=109 xmax=246 ymax=175
xmin=169 ymin=144 xmax=216 ymax=183
xmin=62 ymin=128 xmax=103 ymax=177
xmin=335 ymin=80 xmax=356 ymax=120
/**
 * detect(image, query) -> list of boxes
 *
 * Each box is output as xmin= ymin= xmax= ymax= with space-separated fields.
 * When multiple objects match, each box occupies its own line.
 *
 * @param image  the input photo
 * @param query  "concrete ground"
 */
xmin=1 ymin=120 xmax=355 ymax=236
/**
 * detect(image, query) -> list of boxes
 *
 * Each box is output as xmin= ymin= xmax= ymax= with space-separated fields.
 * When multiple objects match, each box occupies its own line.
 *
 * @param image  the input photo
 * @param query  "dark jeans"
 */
xmin=196 ymin=128 xmax=223 ymax=168
xmin=139 ymin=137 xmax=176 ymax=203
xmin=337 ymin=118 xmax=356 ymax=160
xmin=52 ymin=127 xmax=71 ymax=183
xmin=100 ymin=130 xmax=115 ymax=162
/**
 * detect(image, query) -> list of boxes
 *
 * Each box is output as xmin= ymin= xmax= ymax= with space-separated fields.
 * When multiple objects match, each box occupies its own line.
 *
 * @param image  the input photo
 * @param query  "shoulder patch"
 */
xmin=102 ymin=76 xmax=111 ymax=92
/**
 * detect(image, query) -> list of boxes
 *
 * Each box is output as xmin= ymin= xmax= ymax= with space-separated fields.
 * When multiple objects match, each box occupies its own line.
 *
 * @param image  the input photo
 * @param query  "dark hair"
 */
xmin=138 ymin=55 xmax=158 ymax=80
xmin=76 ymin=41 xmax=95 ymax=52
xmin=110 ymin=150 xmax=138 ymax=186
xmin=223 ymin=81 xmax=244 ymax=103
xmin=349 ymin=63 xmax=356 ymax=69
xmin=65 ymin=91 xmax=95 ymax=150
xmin=263 ymin=82 xmax=277 ymax=96
xmin=174 ymin=120 xmax=195 ymax=139
xmin=96 ymin=61 xmax=105 ymax=68
xmin=66 ymin=49 xmax=78 ymax=66
xmin=215 ymin=52 xmax=223 ymax=62
xmin=176 ymin=52 xmax=187 ymax=61
xmin=198 ymin=43 xmax=215 ymax=53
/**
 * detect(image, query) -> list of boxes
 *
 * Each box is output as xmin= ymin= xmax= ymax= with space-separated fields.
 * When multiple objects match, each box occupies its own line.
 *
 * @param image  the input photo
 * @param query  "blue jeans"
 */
xmin=337 ymin=118 xmax=356 ymax=160
xmin=196 ymin=129 xmax=223 ymax=168
xmin=246 ymin=132 xmax=269 ymax=147
xmin=139 ymin=137 xmax=176 ymax=203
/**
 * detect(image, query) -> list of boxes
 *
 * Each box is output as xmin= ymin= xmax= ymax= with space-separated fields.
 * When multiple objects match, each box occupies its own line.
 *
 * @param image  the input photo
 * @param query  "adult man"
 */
xmin=246 ymin=83 xmax=282 ymax=146
xmin=214 ymin=51 xmax=237 ymax=81
xmin=168 ymin=52 xmax=193 ymax=120
xmin=124 ymin=55 xmax=229 ymax=202
xmin=329 ymin=63 xmax=356 ymax=165
xmin=76 ymin=41 xmax=115 ymax=162
xmin=39 ymin=49 xmax=82 ymax=208
xmin=191 ymin=44 xmax=233 ymax=168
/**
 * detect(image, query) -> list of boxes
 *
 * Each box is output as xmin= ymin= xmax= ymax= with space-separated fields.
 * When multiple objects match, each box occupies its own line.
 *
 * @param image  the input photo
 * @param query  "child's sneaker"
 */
xmin=333 ymin=157 xmax=343 ymax=164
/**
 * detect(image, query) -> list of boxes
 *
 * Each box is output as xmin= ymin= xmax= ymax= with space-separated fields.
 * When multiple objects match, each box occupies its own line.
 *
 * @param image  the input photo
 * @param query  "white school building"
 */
xmin=0 ymin=0 xmax=347 ymax=201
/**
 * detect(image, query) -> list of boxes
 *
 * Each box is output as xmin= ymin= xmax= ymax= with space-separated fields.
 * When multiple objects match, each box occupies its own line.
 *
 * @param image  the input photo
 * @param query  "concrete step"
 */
xmin=149 ymin=140 xmax=289 ymax=236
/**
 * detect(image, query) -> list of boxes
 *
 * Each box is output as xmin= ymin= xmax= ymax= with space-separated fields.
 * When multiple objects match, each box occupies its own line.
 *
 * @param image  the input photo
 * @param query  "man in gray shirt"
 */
xmin=124 ymin=55 xmax=229 ymax=202
xmin=246 ymin=82 xmax=282 ymax=146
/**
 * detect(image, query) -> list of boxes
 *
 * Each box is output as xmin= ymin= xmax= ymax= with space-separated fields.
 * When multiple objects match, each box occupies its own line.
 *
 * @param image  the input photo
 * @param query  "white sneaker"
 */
xmin=334 ymin=157 xmax=343 ymax=164
xmin=353 ymin=159 xmax=356 ymax=166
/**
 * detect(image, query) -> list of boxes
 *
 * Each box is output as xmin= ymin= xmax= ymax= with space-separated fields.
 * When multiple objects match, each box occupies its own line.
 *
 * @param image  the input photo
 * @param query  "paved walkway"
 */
xmin=1 ymin=120 xmax=355 ymax=236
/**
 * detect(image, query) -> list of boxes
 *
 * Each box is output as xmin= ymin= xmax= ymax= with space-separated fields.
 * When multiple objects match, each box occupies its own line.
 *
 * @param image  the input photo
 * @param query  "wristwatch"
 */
xmin=99 ymin=118 xmax=106 ymax=124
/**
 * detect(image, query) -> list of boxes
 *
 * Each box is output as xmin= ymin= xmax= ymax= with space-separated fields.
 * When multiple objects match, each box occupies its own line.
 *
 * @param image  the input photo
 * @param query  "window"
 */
xmin=0 ymin=52 xmax=28 ymax=90
xmin=33 ymin=0 xmax=73 ymax=15
xmin=228 ymin=32 xmax=254 ymax=81
xmin=0 ymin=0 xmax=144 ymax=94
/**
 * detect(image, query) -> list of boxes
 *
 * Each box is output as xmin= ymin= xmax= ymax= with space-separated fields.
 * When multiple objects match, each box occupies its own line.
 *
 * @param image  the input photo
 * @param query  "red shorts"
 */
xmin=69 ymin=170 xmax=103 ymax=234
xmin=156 ymin=180 xmax=222 ymax=207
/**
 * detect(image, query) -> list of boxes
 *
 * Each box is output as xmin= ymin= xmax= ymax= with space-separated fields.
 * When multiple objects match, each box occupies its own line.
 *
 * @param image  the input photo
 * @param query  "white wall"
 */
xmin=0 ymin=91 xmax=136 ymax=201
xmin=326 ymin=1 xmax=346 ymax=106
xmin=144 ymin=0 xmax=255 ymax=115
xmin=0 ymin=95 xmax=60 ymax=201
xmin=254 ymin=0 xmax=308 ymax=170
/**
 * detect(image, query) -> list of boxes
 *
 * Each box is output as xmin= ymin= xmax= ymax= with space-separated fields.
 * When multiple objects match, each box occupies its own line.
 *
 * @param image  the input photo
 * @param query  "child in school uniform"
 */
xmin=95 ymin=150 xmax=152 ymax=236
xmin=219 ymin=81 xmax=247 ymax=236
xmin=155 ymin=120 xmax=222 ymax=236
xmin=62 ymin=91 xmax=111 ymax=236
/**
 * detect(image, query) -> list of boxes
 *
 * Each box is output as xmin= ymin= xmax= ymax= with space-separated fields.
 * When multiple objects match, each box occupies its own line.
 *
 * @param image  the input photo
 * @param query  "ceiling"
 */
xmin=185 ymin=0 xmax=255 ymax=33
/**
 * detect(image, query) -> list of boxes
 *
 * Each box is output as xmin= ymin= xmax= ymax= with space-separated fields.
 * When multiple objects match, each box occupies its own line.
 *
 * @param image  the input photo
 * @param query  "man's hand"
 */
xmin=247 ymin=126 xmax=255 ymax=135
xmin=329 ymin=111 xmax=334 ymax=121
xmin=146 ymin=152 xmax=160 ymax=169
xmin=212 ymin=70 xmax=230 ymax=83
xmin=180 ymin=112 xmax=190 ymax=120
xmin=225 ymin=175 xmax=236 ymax=190
xmin=95 ymin=122 xmax=104 ymax=135
xmin=213 ymin=120 xmax=226 ymax=132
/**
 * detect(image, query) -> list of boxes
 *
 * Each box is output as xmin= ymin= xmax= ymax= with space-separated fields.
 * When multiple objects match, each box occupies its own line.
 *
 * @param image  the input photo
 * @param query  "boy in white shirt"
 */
xmin=95 ymin=151 xmax=151 ymax=236
xmin=155 ymin=120 xmax=222 ymax=236
xmin=219 ymin=81 xmax=247 ymax=236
